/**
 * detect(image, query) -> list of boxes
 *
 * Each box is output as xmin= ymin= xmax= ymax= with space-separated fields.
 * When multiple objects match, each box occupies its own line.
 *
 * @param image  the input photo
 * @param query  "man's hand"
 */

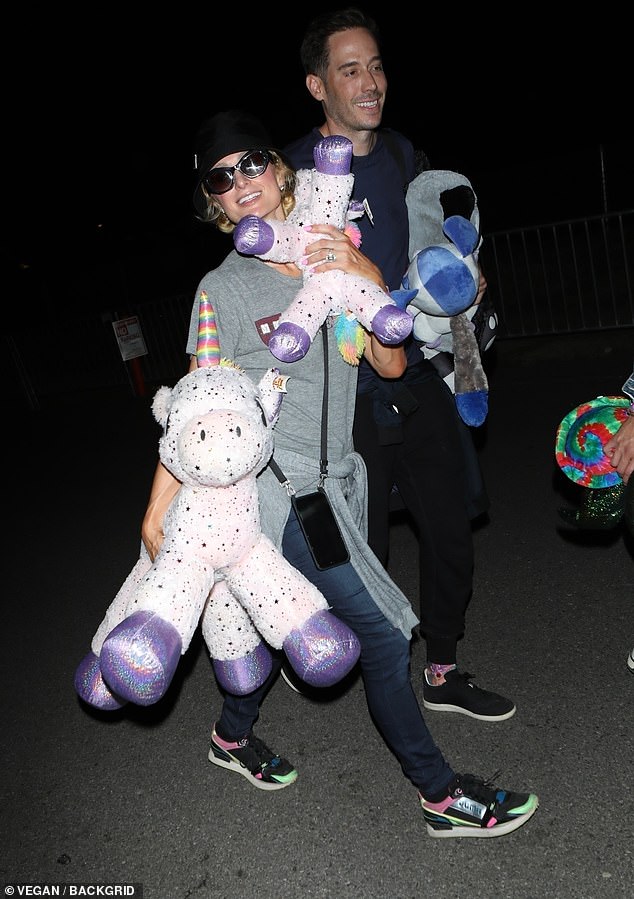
xmin=474 ymin=269 xmax=488 ymax=304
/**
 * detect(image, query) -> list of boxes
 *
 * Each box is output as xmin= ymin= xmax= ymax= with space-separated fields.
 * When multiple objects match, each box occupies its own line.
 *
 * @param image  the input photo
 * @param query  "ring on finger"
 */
xmin=326 ymin=250 xmax=337 ymax=263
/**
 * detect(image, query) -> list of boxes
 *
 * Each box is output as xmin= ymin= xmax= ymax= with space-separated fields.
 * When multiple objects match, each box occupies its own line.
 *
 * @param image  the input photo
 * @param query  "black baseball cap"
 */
xmin=192 ymin=109 xmax=275 ymax=216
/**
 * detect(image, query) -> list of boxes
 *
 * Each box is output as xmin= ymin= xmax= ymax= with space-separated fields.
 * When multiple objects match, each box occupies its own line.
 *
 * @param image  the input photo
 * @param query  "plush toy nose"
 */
xmin=178 ymin=410 xmax=268 ymax=486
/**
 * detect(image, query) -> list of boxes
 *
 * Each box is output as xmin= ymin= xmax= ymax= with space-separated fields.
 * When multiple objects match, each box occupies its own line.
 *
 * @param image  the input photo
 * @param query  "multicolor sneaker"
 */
xmin=420 ymin=772 xmax=539 ymax=838
xmin=423 ymin=668 xmax=516 ymax=721
xmin=209 ymin=725 xmax=298 ymax=791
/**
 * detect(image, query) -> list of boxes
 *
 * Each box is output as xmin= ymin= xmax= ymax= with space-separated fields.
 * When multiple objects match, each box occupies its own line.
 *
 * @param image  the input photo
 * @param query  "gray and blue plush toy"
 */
xmin=393 ymin=170 xmax=498 ymax=427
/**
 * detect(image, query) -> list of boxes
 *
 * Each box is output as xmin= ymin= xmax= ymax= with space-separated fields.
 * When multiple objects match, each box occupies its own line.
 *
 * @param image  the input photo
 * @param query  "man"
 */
xmin=283 ymin=7 xmax=514 ymax=721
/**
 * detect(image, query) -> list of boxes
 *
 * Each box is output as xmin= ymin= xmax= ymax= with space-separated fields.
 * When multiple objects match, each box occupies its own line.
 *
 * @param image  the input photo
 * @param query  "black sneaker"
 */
xmin=280 ymin=659 xmax=360 ymax=699
xmin=280 ymin=662 xmax=306 ymax=694
xmin=423 ymin=668 xmax=516 ymax=721
xmin=208 ymin=725 xmax=298 ymax=791
xmin=420 ymin=772 xmax=539 ymax=838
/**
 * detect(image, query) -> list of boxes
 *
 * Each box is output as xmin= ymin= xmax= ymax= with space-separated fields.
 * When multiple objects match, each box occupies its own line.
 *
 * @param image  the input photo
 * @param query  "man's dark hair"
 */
xmin=300 ymin=7 xmax=381 ymax=79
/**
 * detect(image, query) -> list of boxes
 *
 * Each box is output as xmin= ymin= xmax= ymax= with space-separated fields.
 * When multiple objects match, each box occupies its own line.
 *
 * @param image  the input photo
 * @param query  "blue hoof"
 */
xmin=456 ymin=391 xmax=488 ymax=427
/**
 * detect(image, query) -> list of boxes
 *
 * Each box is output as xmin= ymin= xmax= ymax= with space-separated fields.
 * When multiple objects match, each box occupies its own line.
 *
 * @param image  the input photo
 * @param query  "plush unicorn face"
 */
xmin=152 ymin=363 xmax=284 ymax=488
xmin=402 ymin=215 xmax=481 ymax=322
xmin=402 ymin=171 xmax=482 ymax=325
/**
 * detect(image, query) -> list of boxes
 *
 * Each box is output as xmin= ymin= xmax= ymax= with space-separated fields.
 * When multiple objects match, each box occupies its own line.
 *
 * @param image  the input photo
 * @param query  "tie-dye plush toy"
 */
xmin=232 ymin=134 xmax=413 ymax=365
xmin=74 ymin=360 xmax=360 ymax=711
xmin=555 ymin=393 xmax=632 ymax=529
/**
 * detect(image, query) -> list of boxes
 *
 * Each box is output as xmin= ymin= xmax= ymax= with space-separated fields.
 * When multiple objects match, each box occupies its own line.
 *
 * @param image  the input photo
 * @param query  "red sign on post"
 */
xmin=113 ymin=316 xmax=148 ymax=362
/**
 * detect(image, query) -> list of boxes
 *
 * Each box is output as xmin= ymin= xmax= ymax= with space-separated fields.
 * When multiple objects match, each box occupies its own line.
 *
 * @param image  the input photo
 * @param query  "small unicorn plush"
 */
xmin=233 ymin=134 xmax=413 ymax=365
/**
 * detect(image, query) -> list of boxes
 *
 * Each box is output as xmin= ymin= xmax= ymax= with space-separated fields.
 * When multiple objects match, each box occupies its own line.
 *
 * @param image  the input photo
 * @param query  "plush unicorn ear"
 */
xmin=152 ymin=386 xmax=174 ymax=427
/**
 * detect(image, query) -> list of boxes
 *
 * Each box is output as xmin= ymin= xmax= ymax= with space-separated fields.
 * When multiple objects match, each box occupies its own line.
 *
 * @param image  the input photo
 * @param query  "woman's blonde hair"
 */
xmin=199 ymin=151 xmax=297 ymax=233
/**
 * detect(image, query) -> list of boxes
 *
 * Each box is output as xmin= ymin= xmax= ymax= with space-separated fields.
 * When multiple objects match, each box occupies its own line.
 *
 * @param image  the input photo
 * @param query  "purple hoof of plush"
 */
xmin=370 ymin=306 xmax=414 ymax=344
xmin=283 ymin=609 xmax=360 ymax=687
xmin=268 ymin=322 xmax=311 ymax=362
xmin=74 ymin=651 xmax=127 ymax=710
xmin=100 ymin=611 xmax=182 ymax=706
xmin=213 ymin=642 xmax=273 ymax=695
xmin=313 ymin=135 xmax=353 ymax=175
xmin=234 ymin=215 xmax=275 ymax=255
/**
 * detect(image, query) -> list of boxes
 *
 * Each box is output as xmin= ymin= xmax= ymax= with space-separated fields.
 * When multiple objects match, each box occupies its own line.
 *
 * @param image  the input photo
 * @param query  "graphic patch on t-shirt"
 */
xmin=255 ymin=314 xmax=281 ymax=346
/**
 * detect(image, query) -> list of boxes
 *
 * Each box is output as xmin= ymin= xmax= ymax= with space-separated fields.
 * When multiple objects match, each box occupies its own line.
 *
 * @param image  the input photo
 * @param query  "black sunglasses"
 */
xmin=202 ymin=149 xmax=272 ymax=196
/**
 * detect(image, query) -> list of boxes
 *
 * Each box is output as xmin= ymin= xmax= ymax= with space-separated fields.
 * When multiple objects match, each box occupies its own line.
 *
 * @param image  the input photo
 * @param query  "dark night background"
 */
xmin=7 ymin=7 xmax=632 ymax=321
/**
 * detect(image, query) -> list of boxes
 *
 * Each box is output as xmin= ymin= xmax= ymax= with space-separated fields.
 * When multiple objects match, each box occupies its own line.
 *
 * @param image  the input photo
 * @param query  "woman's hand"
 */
xmin=141 ymin=461 xmax=182 ymax=561
xmin=302 ymin=224 xmax=385 ymax=289
xmin=304 ymin=224 xmax=407 ymax=378
xmin=141 ymin=503 xmax=166 ymax=562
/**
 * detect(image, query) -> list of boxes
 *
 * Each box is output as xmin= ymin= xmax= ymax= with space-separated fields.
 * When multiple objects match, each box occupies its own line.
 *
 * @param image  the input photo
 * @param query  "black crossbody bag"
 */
xmin=269 ymin=324 xmax=350 ymax=570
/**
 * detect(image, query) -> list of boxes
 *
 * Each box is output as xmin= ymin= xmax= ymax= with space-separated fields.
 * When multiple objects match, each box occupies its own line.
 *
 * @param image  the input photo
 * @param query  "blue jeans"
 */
xmin=217 ymin=507 xmax=454 ymax=796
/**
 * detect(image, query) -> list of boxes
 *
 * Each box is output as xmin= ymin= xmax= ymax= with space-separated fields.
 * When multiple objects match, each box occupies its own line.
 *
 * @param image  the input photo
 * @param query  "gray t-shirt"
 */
xmin=187 ymin=252 xmax=357 ymax=467
xmin=186 ymin=250 xmax=418 ymax=638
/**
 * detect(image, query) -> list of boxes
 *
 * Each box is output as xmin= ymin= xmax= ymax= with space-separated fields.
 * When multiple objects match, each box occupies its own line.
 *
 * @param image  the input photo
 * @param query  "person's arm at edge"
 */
xmin=141 ymin=354 xmax=199 ymax=560
xmin=604 ymin=409 xmax=634 ymax=485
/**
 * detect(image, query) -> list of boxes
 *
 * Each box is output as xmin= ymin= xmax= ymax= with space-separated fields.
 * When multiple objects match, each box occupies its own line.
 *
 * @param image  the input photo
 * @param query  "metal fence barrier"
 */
xmin=480 ymin=210 xmax=634 ymax=337
xmin=6 ymin=209 xmax=634 ymax=410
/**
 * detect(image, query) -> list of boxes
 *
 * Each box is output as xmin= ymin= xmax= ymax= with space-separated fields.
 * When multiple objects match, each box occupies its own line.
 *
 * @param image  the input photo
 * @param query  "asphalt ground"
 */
xmin=2 ymin=328 xmax=633 ymax=899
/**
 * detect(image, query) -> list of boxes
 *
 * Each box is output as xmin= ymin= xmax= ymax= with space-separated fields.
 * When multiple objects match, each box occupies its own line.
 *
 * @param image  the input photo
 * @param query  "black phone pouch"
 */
xmin=291 ymin=487 xmax=350 ymax=570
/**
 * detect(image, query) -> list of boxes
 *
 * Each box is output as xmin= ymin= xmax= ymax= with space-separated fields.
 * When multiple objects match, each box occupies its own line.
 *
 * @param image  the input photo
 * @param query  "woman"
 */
xmin=141 ymin=108 xmax=538 ymax=838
